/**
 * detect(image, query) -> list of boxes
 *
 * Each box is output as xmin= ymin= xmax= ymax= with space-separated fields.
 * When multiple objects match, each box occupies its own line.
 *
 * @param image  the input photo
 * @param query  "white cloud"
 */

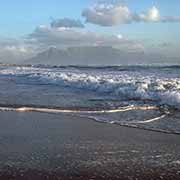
xmin=0 ymin=39 xmax=36 ymax=63
xmin=4 ymin=45 xmax=28 ymax=53
xmin=28 ymin=25 xmax=144 ymax=53
xmin=139 ymin=6 xmax=160 ymax=22
xmin=0 ymin=23 xmax=145 ymax=64
xmin=0 ymin=45 xmax=30 ymax=63
xmin=82 ymin=3 xmax=180 ymax=26
xmin=82 ymin=4 xmax=132 ymax=26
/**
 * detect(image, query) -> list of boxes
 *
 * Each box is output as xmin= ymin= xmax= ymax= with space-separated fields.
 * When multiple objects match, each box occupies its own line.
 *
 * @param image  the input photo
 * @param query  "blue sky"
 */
xmin=0 ymin=0 xmax=88 ymax=37
xmin=0 ymin=0 xmax=180 ymax=64
xmin=0 ymin=0 xmax=179 ymax=38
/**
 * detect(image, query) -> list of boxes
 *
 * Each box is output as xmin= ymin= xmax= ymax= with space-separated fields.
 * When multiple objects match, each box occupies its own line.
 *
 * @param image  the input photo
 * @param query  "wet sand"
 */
xmin=0 ymin=111 xmax=180 ymax=180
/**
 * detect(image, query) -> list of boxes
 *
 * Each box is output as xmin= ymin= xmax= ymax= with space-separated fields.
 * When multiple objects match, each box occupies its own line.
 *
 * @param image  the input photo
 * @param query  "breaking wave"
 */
xmin=1 ymin=66 xmax=180 ymax=109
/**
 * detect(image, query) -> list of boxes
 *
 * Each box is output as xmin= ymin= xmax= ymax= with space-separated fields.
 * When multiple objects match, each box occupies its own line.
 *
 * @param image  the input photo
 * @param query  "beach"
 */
xmin=0 ymin=111 xmax=180 ymax=180
xmin=0 ymin=0 xmax=180 ymax=179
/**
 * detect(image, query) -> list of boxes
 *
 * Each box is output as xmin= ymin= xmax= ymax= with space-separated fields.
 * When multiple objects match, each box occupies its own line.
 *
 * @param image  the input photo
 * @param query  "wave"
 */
xmin=1 ymin=65 xmax=180 ymax=135
xmin=1 ymin=66 xmax=180 ymax=109
xmin=1 ymin=63 xmax=180 ymax=70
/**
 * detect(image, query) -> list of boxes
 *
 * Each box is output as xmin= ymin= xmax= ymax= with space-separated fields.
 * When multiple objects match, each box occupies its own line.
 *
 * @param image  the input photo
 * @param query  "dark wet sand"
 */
xmin=0 ymin=111 xmax=180 ymax=180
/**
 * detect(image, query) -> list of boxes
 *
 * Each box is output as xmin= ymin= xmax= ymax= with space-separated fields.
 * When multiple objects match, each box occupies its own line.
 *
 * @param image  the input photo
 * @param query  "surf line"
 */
xmin=79 ymin=114 xmax=180 ymax=135
xmin=0 ymin=105 xmax=158 ymax=114
xmin=84 ymin=114 xmax=167 ymax=125
xmin=131 ymin=114 xmax=167 ymax=124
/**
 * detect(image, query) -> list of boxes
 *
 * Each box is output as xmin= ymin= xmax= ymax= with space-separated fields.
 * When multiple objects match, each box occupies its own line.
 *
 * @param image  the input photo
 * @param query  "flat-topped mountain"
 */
xmin=27 ymin=46 xmax=152 ymax=66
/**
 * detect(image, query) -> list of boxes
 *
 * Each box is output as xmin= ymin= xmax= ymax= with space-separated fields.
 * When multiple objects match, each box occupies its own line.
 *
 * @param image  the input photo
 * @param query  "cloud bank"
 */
xmin=0 ymin=39 xmax=34 ymax=62
xmin=0 ymin=3 xmax=180 ymax=64
xmin=82 ymin=4 xmax=180 ymax=26
xmin=28 ymin=24 xmax=144 ymax=53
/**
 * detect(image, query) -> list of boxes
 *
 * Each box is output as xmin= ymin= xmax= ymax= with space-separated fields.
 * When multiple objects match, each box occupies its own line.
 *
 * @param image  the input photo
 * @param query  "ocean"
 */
xmin=0 ymin=64 xmax=180 ymax=134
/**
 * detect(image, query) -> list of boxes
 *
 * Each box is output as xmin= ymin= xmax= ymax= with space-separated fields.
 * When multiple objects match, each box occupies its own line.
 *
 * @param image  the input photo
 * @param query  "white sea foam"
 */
xmin=132 ymin=114 xmax=167 ymax=124
xmin=0 ymin=105 xmax=157 ymax=114
xmin=1 ymin=66 xmax=180 ymax=109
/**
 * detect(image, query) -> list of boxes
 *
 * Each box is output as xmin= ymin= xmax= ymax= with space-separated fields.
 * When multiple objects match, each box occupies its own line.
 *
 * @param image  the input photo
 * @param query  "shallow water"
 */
xmin=0 ymin=64 xmax=180 ymax=133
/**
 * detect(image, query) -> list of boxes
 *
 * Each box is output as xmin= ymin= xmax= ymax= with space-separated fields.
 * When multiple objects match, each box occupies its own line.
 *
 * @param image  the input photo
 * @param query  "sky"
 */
xmin=0 ymin=0 xmax=180 ymax=64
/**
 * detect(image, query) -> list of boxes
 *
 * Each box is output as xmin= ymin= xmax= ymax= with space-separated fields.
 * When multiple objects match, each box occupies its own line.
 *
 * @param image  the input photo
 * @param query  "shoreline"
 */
xmin=1 ymin=104 xmax=180 ymax=135
xmin=0 ymin=111 xmax=180 ymax=179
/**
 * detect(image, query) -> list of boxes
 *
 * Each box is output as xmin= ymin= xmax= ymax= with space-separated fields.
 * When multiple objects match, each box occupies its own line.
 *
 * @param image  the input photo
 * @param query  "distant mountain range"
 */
xmin=26 ymin=46 xmax=169 ymax=66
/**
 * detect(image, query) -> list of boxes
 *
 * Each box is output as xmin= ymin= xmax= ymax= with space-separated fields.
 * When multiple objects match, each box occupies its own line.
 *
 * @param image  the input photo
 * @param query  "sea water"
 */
xmin=0 ymin=64 xmax=180 ymax=134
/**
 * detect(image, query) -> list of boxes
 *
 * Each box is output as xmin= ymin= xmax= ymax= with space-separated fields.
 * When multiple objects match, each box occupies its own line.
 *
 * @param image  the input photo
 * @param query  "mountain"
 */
xmin=26 ymin=46 xmax=163 ymax=66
